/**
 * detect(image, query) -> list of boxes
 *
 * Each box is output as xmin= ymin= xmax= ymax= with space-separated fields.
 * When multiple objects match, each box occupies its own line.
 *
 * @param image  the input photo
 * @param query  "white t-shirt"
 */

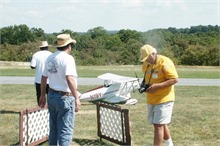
xmin=30 ymin=50 xmax=52 ymax=83
xmin=43 ymin=51 xmax=78 ymax=92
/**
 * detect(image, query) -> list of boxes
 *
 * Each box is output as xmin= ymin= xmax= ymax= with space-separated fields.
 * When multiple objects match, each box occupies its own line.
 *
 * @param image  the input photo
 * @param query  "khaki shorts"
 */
xmin=147 ymin=101 xmax=174 ymax=125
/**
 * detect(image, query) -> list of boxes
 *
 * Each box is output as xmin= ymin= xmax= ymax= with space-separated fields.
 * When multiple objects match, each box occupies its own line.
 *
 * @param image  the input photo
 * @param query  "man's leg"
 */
xmin=154 ymin=124 xmax=164 ymax=146
xmin=152 ymin=102 xmax=174 ymax=146
xmin=57 ymin=96 xmax=75 ymax=146
xmin=164 ymin=124 xmax=171 ymax=140
xmin=35 ymin=83 xmax=41 ymax=105
xmin=46 ymin=84 xmax=49 ymax=95
xmin=47 ymin=92 xmax=58 ymax=145
xmin=48 ymin=111 xmax=58 ymax=146
xmin=164 ymin=124 xmax=173 ymax=146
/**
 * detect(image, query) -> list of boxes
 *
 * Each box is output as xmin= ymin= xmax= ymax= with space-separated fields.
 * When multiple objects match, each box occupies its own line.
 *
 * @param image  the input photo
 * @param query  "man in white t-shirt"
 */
xmin=39 ymin=34 xmax=81 ymax=145
xmin=30 ymin=41 xmax=52 ymax=105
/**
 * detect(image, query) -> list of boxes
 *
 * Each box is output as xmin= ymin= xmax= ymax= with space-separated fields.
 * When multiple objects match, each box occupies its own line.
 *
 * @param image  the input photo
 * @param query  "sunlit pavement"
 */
xmin=0 ymin=76 xmax=219 ymax=86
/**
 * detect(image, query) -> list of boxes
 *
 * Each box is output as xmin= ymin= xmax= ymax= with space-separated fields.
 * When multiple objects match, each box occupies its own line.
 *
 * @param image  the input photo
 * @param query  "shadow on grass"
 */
xmin=0 ymin=110 xmax=19 ymax=114
xmin=10 ymin=142 xmax=19 ymax=146
xmin=10 ymin=141 xmax=48 ymax=146
xmin=11 ymin=138 xmax=114 ymax=146
xmin=73 ymin=138 xmax=114 ymax=146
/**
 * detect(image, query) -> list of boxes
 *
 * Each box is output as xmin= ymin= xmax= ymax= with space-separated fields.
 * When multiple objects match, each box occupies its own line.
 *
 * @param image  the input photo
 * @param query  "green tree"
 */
xmin=181 ymin=45 xmax=209 ymax=65
xmin=30 ymin=27 xmax=45 ymax=38
xmin=118 ymin=29 xmax=141 ymax=43
xmin=0 ymin=25 xmax=219 ymax=66
xmin=87 ymin=26 xmax=107 ymax=39
xmin=1 ymin=24 xmax=35 ymax=45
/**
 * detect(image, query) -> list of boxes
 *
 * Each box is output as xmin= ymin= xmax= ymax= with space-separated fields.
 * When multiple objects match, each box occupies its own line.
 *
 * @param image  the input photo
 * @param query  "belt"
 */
xmin=49 ymin=88 xmax=72 ymax=96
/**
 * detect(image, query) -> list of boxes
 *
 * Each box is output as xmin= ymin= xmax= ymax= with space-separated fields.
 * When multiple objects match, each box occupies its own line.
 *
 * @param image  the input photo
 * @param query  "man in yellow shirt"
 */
xmin=139 ymin=44 xmax=178 ymax=146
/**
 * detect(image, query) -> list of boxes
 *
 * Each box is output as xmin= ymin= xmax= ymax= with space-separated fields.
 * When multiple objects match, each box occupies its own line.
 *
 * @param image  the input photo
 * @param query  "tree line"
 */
xmin=0 ymin=24 xmax=219 ymax=66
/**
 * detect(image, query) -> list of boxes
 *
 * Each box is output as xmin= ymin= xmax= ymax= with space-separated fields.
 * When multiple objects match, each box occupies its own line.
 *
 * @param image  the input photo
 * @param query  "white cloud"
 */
xmin=1 ymin=0 xmax=219 ymax=32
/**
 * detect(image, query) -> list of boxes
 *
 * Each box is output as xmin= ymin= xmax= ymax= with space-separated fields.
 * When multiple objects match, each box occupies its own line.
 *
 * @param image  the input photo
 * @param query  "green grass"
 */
xmin=0 ymin=85 xmax=220 ymax=145
xmin=0 ymin=65 xmax=220 ymax=78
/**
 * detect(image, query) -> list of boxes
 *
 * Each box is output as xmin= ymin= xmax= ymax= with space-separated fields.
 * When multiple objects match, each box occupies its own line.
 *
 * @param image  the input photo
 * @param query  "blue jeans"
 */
xmin=47 ymin=91 xmax=75 ymax=146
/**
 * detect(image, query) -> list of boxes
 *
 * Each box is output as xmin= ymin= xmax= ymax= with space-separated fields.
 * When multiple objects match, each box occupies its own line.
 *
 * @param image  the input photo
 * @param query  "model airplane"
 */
xmin=79 ymin=73 xmax=140 ymax=105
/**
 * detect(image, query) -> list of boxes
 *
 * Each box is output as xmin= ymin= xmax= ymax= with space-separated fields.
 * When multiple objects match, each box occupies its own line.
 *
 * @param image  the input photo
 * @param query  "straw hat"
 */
xmin=139 ymin=44 xmax=157 ymax=62
xmin=39 ymin=41 xmax=49 ymax=48
xmin=55 ymin=34 xmax=77 ymax=47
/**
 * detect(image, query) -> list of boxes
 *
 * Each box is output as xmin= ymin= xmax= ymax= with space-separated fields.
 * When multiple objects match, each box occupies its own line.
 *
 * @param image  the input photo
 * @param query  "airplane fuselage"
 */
xmin=79 ymin=80 xmax=140 ymax=104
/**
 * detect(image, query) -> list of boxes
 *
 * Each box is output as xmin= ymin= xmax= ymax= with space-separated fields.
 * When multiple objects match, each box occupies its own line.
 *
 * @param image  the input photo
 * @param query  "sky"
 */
xmin=0 ymin=0 xmax=219 ymax=33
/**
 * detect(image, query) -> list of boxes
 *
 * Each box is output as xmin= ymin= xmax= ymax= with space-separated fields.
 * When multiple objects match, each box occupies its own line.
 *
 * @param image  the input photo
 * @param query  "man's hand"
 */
xmin=75 ymin=98 xmax=81 ymax=112
xmin=146 ymin=84 xmax=157 ymax=93
xmin=147 ymin=78 xmax=179 ymax=93
xmin=39 ymin=96 xmax=46 ymax=108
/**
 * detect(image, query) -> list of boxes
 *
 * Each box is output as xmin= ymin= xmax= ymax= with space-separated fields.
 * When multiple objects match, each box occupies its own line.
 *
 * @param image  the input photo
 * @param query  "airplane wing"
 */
xmin=98 ymin=73 xmax=138 ymax=83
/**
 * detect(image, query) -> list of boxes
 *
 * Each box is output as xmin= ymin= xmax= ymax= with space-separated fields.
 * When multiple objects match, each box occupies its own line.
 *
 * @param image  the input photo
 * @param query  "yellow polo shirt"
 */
xmin=142 ymin=55 xmax=178 ymax=105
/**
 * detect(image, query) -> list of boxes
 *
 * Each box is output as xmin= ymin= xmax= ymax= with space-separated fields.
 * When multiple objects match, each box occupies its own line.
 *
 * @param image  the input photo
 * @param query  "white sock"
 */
xmin=165 ymin=138 xmax=173 ymax=146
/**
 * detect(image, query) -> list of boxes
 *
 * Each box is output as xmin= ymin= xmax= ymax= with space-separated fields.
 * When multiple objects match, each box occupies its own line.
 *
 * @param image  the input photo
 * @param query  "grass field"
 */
xmin=0 ymin=63 xmax=219 ymax=145
xmin=0 ymin=65 xmax=220 ymax=79
xmin=0 ymin=85 xmax=219 ymax=145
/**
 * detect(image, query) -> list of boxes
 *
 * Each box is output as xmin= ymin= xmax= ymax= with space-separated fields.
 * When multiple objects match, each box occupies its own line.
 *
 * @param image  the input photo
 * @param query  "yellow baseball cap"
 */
xmin=139 ymin=44 xmax=156 ymax=62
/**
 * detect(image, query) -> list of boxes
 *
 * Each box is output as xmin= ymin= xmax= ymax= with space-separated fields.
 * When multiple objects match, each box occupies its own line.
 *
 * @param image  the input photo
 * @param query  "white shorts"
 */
xmin=147 ymin=101 xmax=174 ymax=125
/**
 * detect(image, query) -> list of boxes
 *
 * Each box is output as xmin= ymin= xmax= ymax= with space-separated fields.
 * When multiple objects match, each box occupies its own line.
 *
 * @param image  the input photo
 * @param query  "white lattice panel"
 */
xmin=20 ymin=108 xmax=49 ymax=145
xmin=100 ymin=107 xmax=123 ymax=141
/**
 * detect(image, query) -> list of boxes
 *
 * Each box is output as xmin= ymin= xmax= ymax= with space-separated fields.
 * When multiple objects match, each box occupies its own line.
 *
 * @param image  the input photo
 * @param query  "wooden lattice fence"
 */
xmin=19 ymin=106 xmax=49 ymax=146
xmin=96 ymin=102 xmax=131 ymax=145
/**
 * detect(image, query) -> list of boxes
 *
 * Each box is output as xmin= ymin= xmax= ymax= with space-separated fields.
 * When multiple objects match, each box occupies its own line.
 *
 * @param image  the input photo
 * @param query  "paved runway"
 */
xmin=0 ymin=76 xmax=219 ymax=86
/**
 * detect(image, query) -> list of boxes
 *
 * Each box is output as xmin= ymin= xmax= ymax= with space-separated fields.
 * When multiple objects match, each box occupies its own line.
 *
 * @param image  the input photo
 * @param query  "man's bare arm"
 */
xmin=147 ymin=78 xmax=179 ymax=93
xmin=66 ymin=75 xmax=81 ymax=112
xmin=39 ymin=75 xmax=47 ymax=107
